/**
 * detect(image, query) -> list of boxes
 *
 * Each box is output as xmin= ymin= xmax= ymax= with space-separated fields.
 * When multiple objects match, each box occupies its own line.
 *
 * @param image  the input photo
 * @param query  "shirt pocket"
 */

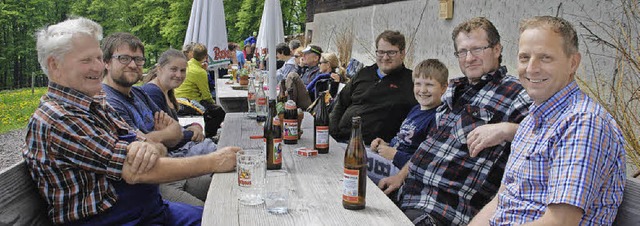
xmin=453 ymin=106 xmax=494 ymax=145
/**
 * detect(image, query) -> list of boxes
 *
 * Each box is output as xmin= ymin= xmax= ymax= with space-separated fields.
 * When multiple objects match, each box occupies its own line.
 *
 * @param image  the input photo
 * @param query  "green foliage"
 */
xmin=0 ymin=87 xmax=47 ymax=133
xmin=0 ymin=0 xmax=306 ymax=92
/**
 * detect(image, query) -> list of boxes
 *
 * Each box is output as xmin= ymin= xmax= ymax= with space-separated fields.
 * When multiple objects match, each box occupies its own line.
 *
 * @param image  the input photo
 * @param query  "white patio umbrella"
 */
xmin=184 ymin=0 xmax=229 ymax=71
xmin=256 ymin=0 xmax=284 ymax=99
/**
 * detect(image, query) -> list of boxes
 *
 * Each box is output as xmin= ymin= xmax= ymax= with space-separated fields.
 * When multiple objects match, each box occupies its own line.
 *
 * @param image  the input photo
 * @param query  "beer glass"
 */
xmin=237 ymin=149 xmax=266 ymax=205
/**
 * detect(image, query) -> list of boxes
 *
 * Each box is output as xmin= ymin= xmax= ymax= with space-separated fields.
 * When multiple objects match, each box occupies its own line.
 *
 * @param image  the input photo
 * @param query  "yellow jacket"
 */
xmin=175 ymin=58 xmax=214 ymax=103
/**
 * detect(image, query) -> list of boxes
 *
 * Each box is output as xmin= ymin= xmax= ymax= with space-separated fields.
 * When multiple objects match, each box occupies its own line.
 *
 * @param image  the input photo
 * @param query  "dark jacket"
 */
xmin=329 ymin=64 xmax=417 ymax=144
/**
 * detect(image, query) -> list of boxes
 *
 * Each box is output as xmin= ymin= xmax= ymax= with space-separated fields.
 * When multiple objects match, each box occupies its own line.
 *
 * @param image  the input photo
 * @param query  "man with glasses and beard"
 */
xmin=378 ymin=17 xmax=531 ymax=225
xmin=329 ymin=30 xmax=417 ymax=144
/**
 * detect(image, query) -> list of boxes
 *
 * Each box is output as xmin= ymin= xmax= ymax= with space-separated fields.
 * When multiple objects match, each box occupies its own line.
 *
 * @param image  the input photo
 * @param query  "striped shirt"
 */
xmin=23 ymin=82 xmax=133 ymax=224
xmin=401 ymin=66 xmax=531 ymax=225
xmin=492 ymin=81 xmax=626 ymax=225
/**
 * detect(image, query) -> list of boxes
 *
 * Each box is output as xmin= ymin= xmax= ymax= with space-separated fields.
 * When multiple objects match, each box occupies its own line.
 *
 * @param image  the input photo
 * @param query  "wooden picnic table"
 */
xmin=215 ymin=78 xmax=248 ymax=112
xmin=202 ymin=112 xmax=413 ymax=225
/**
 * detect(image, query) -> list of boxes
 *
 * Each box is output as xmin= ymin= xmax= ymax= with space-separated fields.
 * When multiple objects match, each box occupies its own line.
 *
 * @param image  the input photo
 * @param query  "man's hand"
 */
xmin=153 ymin=111 xmax=174 ymax=131
xmin=208 ymin=146 xmax=241 ymax=172
xmin=126 ymin=141 xmax=166 ymax=174
xmin=378 ymin=173 xmax=405 ymax=195
xmin=370 ymin=138 xmax=387 ymax=152
xmin=467 ymin=122 xmax=518 ymax=157
xmin=186 ymin=124 xmax=205 ymax=142
xmin=377 ymin=145 xmax=398 ymax=160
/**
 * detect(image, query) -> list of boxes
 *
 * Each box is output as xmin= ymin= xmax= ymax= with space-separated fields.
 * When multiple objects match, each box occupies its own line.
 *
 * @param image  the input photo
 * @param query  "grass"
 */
xmin=0 ymin=87 xmax=47 ymax=134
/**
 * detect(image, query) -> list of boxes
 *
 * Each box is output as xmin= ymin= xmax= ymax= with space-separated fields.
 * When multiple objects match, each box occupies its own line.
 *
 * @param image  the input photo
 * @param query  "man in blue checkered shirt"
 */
xmin=469 ymin=16 xmax=626 ymax=226
xmin=379 ymin=17 xmax=531 ymax=225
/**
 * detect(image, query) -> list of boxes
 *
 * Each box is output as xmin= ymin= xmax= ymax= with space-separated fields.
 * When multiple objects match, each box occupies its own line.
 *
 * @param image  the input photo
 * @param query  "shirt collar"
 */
xmin=47 ymin=82 xmax=107 ymax=112
xmin=530 ymin=81 xmax=580 ymax=126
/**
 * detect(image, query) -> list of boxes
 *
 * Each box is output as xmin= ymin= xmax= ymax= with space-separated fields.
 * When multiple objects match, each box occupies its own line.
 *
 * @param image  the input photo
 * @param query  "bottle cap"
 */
xmin=285 ymin=100 xmax=297 ymax=110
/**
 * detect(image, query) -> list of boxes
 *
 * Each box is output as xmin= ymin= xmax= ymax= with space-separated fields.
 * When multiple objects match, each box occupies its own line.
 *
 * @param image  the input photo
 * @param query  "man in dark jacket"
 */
xmin=329 ymin=30 xmax=417 ymax=144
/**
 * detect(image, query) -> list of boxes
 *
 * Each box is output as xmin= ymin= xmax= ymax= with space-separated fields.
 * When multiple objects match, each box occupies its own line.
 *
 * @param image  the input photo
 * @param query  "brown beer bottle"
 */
xmin=283 ymin=99 xmax=298 ymax=144
xmin=314 ymin=91 xmax=330 ymax=154
xmin=342 ymin=116 xmax=367 ymax=210
xmin=265 ymin=99 xmax=282 ymax=170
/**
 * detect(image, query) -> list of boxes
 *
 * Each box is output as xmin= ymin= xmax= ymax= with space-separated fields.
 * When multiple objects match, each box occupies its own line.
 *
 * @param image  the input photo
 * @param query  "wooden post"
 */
xmin=31 ymin=72 xmax=35 ymax=95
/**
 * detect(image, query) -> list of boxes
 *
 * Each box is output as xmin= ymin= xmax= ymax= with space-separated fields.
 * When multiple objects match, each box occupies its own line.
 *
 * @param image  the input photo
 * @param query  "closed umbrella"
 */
xmin=184 ymin=0 xmax=229 ymax=71
xmin=256 ymin=0 xmax=284 ymax=99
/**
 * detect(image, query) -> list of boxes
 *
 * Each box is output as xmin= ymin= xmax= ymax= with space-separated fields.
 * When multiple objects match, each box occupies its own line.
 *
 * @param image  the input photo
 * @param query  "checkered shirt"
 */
xmin=23 ymin=82 xmax=133 ymax=224
xmin=491 ymin=81 xmax=626 ymax=225
xmin=401 ymin=66 xmax=531 ymax=225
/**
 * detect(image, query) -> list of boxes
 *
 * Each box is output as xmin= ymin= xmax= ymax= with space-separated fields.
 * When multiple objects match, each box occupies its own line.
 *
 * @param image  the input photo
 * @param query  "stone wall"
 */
xmin=305 ymin=0 xmax=621 ymax=80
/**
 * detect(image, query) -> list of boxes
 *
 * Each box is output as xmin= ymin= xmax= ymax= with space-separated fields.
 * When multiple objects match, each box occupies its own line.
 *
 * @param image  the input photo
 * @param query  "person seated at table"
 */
xmin=276 ymin=42 xmax=296 ymax=82
xmin=242 ymin=43 xmax=255 ymax=61
xmin=175 ymin=43 xmax=225 ymax=138
xmin=230 ymin=42 xmax=245 ymax=69
xmin=367 ymin=59 xmax=447 ymax=185
xmin=293 ymin=47 xmax=306 ymax=75
xmin=102 ymin=33 xmax=215 ymax=207
xmin=24 ymin=17 xmax=239 ymax=225
xmin=142 ymin=49 xmax=218 ymax=157
xmin=329 ymin=30 xmax=417 ymax=144
xmin=306 ymin=52 xmax=347 ymax=100
xmin=469 ymin=16 xmax=626 ymax=226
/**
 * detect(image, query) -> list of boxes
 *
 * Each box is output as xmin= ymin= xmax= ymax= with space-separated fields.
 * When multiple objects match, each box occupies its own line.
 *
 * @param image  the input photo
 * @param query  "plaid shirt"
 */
xmin=401 ymin=66 xmax=531 ymax=225
xmin=23 ymin=82 xmax=133 ymax=224
xmin=492 ymin=82 xmax=626 ymax=225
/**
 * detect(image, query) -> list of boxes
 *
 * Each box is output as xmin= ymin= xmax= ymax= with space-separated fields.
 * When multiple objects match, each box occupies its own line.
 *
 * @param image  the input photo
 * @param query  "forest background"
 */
xmin=0 ymin=0 xmax=307 ymax=91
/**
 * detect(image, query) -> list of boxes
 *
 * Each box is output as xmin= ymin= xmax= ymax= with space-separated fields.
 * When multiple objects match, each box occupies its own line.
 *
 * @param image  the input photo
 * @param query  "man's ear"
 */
xmin=47 ymin=56 xmax=59 ymax=79
xmin=569 ymin=52 xmax=581 ymax=78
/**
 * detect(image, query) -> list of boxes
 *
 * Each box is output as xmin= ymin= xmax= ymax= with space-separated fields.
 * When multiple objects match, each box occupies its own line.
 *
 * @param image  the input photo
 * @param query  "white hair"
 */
xmin=36 ymin=17 xmax=103 ymax=76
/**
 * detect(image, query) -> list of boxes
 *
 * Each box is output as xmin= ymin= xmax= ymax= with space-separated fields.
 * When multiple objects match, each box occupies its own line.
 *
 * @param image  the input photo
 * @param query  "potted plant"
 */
xmin=238 ymin=69 xmax=249 ymax=86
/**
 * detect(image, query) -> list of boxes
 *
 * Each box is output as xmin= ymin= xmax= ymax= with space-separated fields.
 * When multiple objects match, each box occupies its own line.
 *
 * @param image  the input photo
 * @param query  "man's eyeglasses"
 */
xmin=294 ymin=55 xmax=301 ymax=58
xmin=454 ymin=45 xmax=492 ymax=58
xmin=375 ymin=50 xmax=400 ymax=57
xmin=113 ymin=55 xmax=146 ymax=66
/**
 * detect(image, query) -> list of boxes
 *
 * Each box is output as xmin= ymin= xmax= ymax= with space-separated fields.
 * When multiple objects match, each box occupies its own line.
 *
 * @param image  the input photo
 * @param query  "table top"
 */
xmin=216 ymin=78 xmax=248 ymax=100
xmin=203 ymin=113 xmax=412 ymax=225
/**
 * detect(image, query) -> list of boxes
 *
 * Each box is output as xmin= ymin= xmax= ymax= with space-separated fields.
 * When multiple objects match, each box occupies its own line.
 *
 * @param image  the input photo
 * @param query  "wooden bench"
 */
xmin=1 ymin=159 xmax=639 ymax=225
xmin=0 ymin=161 xmax=52 ymax=225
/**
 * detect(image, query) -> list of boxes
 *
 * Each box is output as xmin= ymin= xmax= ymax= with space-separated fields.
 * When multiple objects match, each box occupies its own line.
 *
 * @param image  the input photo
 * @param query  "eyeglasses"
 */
xmin=454 ymin=45 xmax=492 ymax=58
xmin=294 ymin=55 xmax=301 ymax=58
xmin=375 ymin=50 xmax=400 ymax=57
xmin=112 ymin=55 xmax=146 ymax=66
xmin=319 ymin=60 xmax=328 ymax=64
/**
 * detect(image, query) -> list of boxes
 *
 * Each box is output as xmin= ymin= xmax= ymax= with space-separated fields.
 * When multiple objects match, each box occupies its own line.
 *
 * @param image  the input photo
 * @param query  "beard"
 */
xmin=112 ymin=72 xmax=141 ymax=88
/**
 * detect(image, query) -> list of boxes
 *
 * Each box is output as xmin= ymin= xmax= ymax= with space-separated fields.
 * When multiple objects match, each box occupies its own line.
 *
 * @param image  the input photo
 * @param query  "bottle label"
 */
xmin=256 ymin=97 xmax=267 ymax=106
xmin=283 ymin=119 xmax=298 ymax=140
xmin=238 ymin=165 xmax=252 ymax=187
xmin=248 ymin=92 xmax=255 ymax=100
xmin=315 ymin=126 xmax=329 ymax=148
xmin=273 ymin=138 xmax=282 ymax=164
xmin=343 ymin=169 xmax=359 ymax=203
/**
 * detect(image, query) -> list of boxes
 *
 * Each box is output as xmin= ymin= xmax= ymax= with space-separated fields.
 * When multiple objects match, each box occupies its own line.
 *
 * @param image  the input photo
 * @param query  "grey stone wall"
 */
xmin=306 ymin=0 xmax=621 ymax=81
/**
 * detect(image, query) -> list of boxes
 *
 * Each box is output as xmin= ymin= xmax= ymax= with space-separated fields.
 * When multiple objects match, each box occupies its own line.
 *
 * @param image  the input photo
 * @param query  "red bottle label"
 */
xmin=343 ymin=169 xmax=359 ymax=203
xmin=273 ymin=138 xmax=282 ymax=164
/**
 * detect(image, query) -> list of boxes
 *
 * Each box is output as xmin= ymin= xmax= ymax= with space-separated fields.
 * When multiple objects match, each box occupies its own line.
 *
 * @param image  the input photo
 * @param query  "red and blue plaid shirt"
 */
xmin=492 ymin=81 xmax=626 ymax=225
xmin=23 ymin=82 xmax=133 ymax=224
xmin=401 ymin=66 xmax=531 ymax=225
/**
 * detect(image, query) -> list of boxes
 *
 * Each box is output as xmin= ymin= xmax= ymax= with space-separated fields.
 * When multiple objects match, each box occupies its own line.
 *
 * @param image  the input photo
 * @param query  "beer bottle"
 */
xmin=247 ymin=77 xmax=257 ymax=118
xmin=342 ymin=116 xmax=366 ymax=210
xmin=265 ymin=99 xmax=282 ymax=170
xmin=314 ymin=91 xmax=330 ymax=154
xmin=283 ymin=99 xmax=298 ymax=144
xmin=255 ymin=81 xmax=268 ymax=125
xmin=276 ymin=80 xmax=287 ymax=124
